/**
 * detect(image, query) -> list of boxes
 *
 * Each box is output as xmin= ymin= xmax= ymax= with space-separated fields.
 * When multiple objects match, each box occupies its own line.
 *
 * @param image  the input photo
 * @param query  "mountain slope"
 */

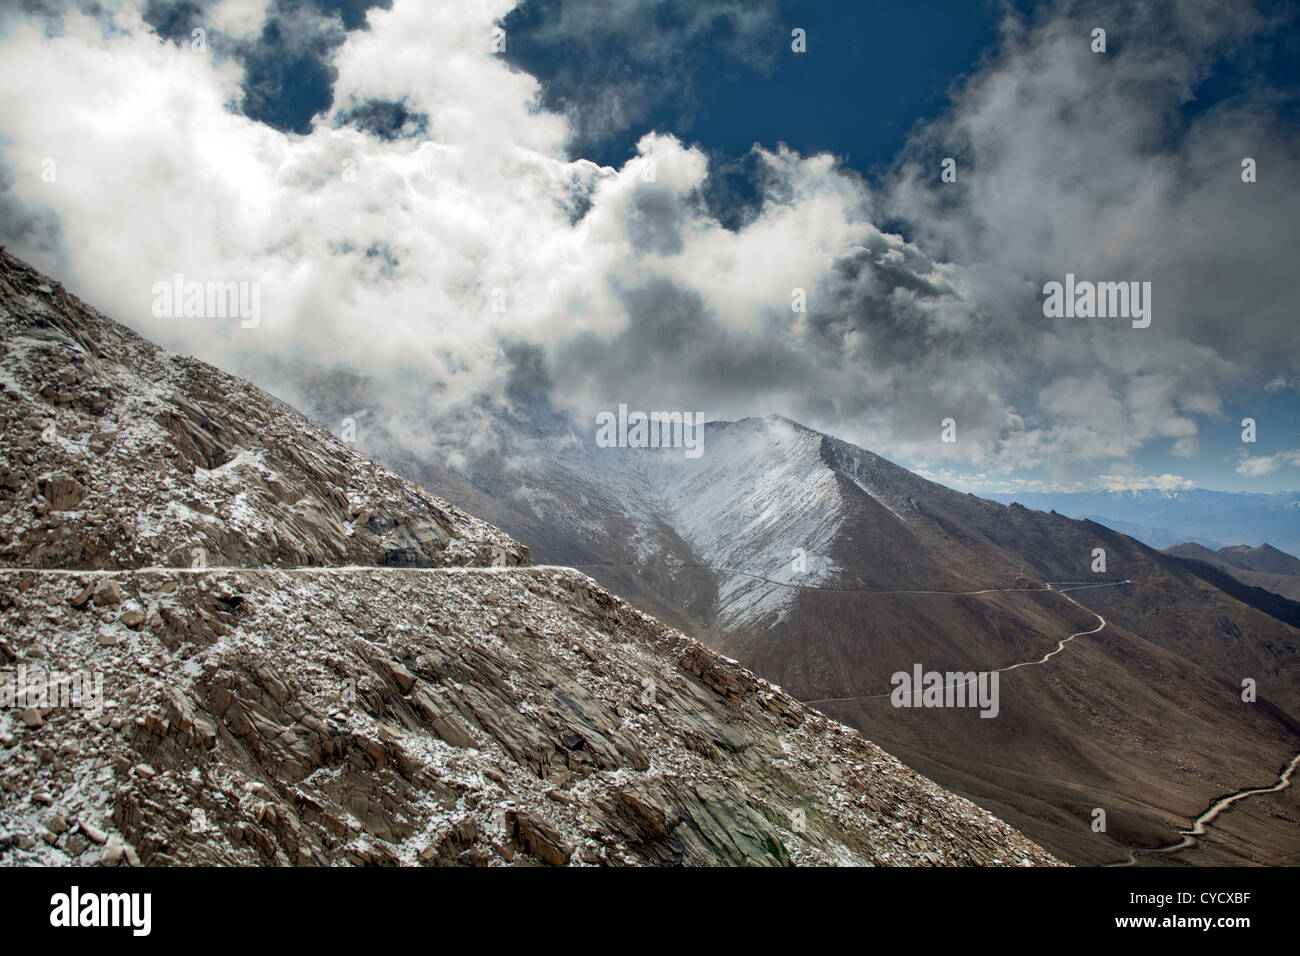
xmin=716 ymin=425 xmax=1300 ymax=865
xmin=0 ymin=249 xmax=1059 ymax=867
xmin=0 ymin=259 xmax=527 ymax=573
xmin=1220 ymin=544 xmax=1300 ymax=576
xmin=334 ymin=406 xmax=1300 ymax=867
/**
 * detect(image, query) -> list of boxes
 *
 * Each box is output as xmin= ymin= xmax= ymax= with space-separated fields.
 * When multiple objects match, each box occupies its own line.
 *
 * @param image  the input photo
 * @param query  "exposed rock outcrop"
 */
xmin=1 ymin=566 xmax=1061 ymax=867
xmin=0 ymin=250 xmax=526 ymax=572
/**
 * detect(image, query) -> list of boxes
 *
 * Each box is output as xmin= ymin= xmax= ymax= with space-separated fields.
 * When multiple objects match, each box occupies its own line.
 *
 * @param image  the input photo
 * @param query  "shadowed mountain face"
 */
xmin=278 ymin=386 xmax=1300 ymax=867
xmin=0 ymin=250 xmax=1065 ymax=868
xmin=1165 ymin=542 xmax=1300 ymax=603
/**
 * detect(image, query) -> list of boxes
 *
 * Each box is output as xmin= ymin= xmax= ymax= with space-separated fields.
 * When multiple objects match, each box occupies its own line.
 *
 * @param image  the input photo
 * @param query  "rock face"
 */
xmin=0 ymin=249 xmax=526 ymax=572
xmin=0 ymin=249 xmax=1061 ymax=867
xmin=0 ymin=567 xmax=1060 ymax=867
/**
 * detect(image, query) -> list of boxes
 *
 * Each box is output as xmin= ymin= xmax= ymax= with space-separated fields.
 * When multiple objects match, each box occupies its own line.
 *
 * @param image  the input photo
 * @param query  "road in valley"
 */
xmin=1108 ymin=750 xmax=1300 ymax=866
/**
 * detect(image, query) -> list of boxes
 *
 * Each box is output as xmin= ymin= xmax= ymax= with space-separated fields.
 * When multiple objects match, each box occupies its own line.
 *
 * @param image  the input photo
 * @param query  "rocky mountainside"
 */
xmin=291 ymin=394 xmax=1300 ymax=866
xmin=0 ymin=249 xmax=1060 ymax=867
xmin=0 ymin=256 xmax=526 ymax=573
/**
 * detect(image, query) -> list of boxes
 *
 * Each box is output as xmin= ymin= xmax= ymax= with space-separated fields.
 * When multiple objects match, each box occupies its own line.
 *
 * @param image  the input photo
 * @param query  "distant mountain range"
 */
xmin=985 ymin=489 xmax=1300 ymax=558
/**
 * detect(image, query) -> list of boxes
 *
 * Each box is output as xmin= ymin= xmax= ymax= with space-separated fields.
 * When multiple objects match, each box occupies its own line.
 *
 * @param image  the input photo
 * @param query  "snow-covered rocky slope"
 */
xmin=0 ymin=252 xmax=527 ymax=573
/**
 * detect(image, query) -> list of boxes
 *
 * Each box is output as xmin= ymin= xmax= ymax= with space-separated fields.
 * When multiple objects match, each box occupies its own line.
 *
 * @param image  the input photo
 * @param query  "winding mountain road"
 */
xmin=799 ymin=581 xmax=1119 ymax=706
xmin=777 ymin=575 xmax=1300 ymax=865
xmin=1107 ymin=750 xmax=1300 ymax=866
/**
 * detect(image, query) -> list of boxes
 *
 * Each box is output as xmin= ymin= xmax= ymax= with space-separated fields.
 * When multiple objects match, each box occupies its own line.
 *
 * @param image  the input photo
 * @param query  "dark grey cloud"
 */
xmin=624 ymin=183 xmax=686 ymax=256
xmin=140 ymin=0 xmax=213 ymax=41
xmin=0 ymin=153 xmax=65 ymax=273
xmin=815 ymin=245 xmax=973 ymax=367
xmin=501 ymin=339 xmax=552 ymax=398
xmin=550 ymin=275 xmax=816 ymax=415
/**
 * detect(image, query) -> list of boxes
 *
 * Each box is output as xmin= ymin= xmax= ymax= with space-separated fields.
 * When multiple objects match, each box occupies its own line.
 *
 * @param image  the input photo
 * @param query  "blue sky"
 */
xmin=506 ymin=1 xmax=1011 ymax=177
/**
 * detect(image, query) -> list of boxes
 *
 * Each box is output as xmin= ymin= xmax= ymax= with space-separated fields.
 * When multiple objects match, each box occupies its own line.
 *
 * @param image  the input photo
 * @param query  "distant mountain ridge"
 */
xmin=987 ymin=489 xmax=1300 ymax=559
xmin=1164 ymin=542 xmax=1300 ymax=603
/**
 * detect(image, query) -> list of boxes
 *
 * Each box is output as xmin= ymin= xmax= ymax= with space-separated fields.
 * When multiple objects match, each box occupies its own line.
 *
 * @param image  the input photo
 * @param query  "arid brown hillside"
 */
xmin=705 ymin=434 xmax=1300 ymax=865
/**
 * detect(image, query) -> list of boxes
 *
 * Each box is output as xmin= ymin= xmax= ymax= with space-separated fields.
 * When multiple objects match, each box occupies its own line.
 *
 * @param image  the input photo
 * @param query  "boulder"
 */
xmin=39 ymin=474 xmax=84 ymax=511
